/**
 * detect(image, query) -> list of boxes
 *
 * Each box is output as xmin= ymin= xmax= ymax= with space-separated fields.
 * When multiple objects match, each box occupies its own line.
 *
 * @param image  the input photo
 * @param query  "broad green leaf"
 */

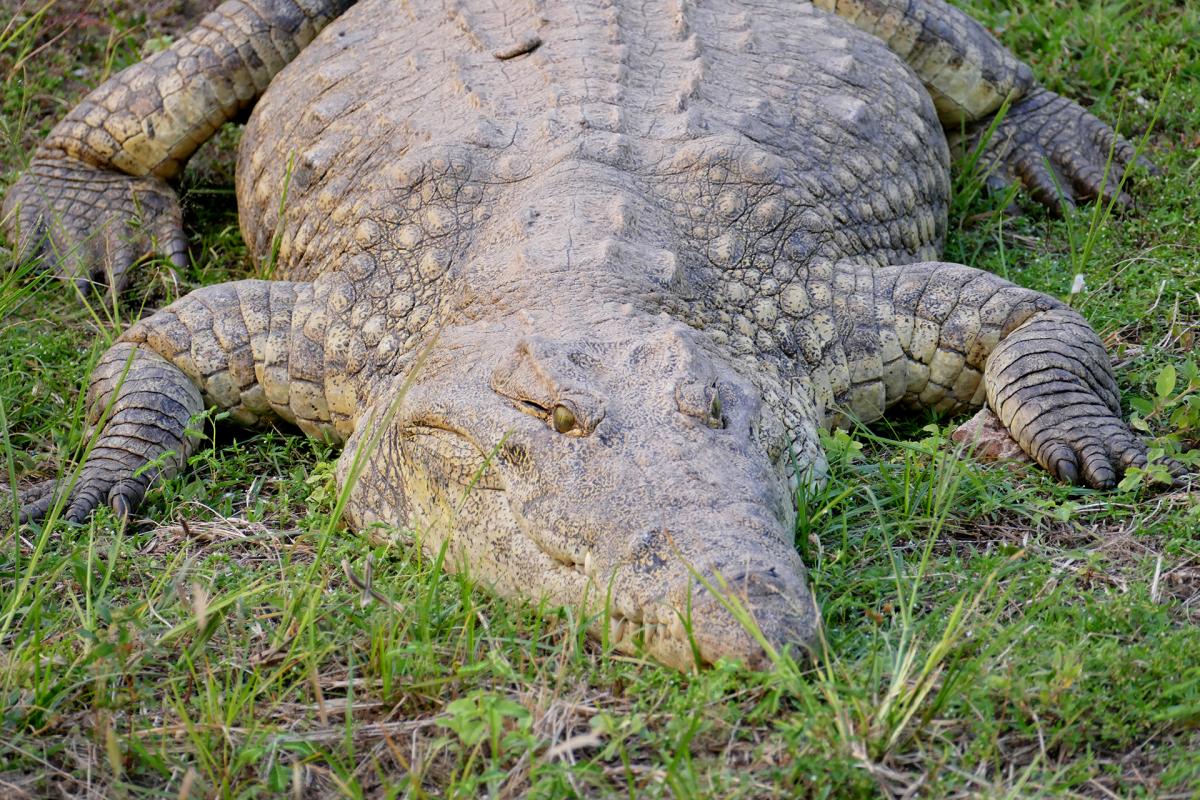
xmin=1117 ymin=468 xmax=1144 ymax=492
xmin=1130 ymin=397 xmax=1155 ymax=416
xmin=1156 ymin=364 xmax=1177 ymax=400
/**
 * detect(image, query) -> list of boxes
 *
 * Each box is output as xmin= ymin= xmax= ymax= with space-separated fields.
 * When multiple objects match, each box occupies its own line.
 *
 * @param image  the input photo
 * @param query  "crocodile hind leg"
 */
xmin=820 ymin=262 xmax=1183 ymax=488
xmin=814 ymin=0 xmax=1153 ymax=211
xmin=20 ymin=279 xmax=358 ymax=523
xmin=3 ymin=0 xmax=356 ymax=295
xmin=815 ymin=0 xmax=1034 ymax=124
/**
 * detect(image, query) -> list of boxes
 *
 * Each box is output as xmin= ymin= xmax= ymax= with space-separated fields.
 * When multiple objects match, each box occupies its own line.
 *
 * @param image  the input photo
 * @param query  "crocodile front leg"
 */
xmin=821 ymin=262 xmax=1185 ymax=488
xmin=3 ymin=0 xmax=356 ymax=294
xmin=20 ymin=278 xmax=358 ymax=523
xmin=813 ymin=0 xmax=1152 ymax=211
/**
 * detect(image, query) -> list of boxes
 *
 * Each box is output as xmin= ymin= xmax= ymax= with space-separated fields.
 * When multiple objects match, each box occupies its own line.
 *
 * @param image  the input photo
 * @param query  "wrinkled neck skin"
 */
xmin=338 ymin=173 xmax=823 ymax=670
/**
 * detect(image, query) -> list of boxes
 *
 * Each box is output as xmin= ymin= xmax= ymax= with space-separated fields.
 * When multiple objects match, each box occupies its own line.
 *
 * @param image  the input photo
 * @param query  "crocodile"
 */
xmin=3 ymin=0 xmax=1180 ymax=670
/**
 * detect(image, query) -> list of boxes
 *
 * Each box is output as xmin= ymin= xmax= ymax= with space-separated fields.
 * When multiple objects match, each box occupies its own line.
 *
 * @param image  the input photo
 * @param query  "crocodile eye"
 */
xmin=552 ymin=404 xmax=578 ymax=434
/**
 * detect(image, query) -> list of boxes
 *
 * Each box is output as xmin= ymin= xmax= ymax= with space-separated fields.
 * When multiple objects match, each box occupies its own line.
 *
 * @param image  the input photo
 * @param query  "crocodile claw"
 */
xmin=966 ymin=86 xmax=1155 ymax=215
xmin=10 ymin=478 xmax=61 ymax=524
xmin=3 ymin=156 xmax=187 ymax=296
xmin=9 ymin=472 xmax=142 ymax=526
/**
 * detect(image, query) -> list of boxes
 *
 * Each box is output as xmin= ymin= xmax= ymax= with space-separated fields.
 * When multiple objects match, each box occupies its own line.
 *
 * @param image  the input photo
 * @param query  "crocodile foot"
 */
xmin=3 ymin=156 xmax=187 ymax=296
xmin=985 ymin=307 xmax=1189 ymax=489
xmin=965 ymin=86 xmax=1156 ymax=214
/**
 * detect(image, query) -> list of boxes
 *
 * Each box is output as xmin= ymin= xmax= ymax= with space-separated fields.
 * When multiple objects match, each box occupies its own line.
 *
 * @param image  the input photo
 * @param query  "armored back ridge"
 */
xmin=239 ymin=0 xmax=950 ymax=282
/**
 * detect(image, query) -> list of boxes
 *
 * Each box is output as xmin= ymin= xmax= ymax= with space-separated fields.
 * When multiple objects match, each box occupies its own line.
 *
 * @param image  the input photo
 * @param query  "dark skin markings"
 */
xmin=500 ymin=440 xmax=533 ymax=471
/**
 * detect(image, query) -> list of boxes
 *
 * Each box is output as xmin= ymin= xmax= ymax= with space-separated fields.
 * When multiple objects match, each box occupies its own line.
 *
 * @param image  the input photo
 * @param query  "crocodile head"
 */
xmin=348 ymin=310 xmax=820 ymax=670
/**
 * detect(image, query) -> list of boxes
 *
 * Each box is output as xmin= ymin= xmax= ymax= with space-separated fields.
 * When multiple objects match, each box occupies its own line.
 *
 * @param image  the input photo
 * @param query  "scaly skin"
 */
xmin=818 ymin=0 xmax=1149 ymax=210
xmin=875 ymin=262 xmax=1163 ymax=487
xmin=813 ymin=0 xmax=1036 ymax=124
xmin=118 ymin=279 xmax=356 ymax=441
xmin=955 ymin=87 xmax=1158 ymax=213
xmin=2 ymin=0 xmax=356 ymax=292
xmin=9 ymin=0 xmax=1187 ymax=670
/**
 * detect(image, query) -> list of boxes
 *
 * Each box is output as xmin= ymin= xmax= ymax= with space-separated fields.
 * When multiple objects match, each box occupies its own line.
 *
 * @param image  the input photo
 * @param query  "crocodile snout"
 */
xmin=686 ymin=564 xmax=820 ymax=670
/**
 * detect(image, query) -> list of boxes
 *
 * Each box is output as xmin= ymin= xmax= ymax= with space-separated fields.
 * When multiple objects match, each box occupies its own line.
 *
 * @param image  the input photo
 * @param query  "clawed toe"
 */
xmin=107 ymin=479 xmax=145 ymax=521
xmin=15 ymin=475 xmax=141 ymax=525
xmin=16 ymin=478 xmax=66 ymax=524
xmin=1044 ymin=443 xmax=1080 ymax=485
xmin=1076 ymin=440 xmax=1118 ymax=489
xmin=983 ymin=306 xmax=1181 ymax=493
xmin=1043 ymin=428 xmax=1189 ymax=492
xmin=1170 ymin=466 xmax=1193 ymax=490
xmin=2 ymin=158 xmax=187 ymax=299
xmin=971 ymin=87 xmax=1155 ymax=215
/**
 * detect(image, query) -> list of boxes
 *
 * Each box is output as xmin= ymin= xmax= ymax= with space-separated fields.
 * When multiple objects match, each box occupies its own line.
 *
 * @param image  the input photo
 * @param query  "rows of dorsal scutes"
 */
xmin=233 ymin=0 xmax=950 ymax=451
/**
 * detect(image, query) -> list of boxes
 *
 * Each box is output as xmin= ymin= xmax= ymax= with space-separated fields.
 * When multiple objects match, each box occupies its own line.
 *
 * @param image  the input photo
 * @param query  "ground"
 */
xmin=1 ymin=1 xmax=1198 ymax=797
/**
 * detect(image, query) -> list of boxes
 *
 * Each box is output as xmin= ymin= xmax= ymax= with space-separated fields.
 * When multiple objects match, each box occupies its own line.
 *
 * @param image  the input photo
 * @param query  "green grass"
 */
xmin=2 ymin=1 xmax=1199 ymax=797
